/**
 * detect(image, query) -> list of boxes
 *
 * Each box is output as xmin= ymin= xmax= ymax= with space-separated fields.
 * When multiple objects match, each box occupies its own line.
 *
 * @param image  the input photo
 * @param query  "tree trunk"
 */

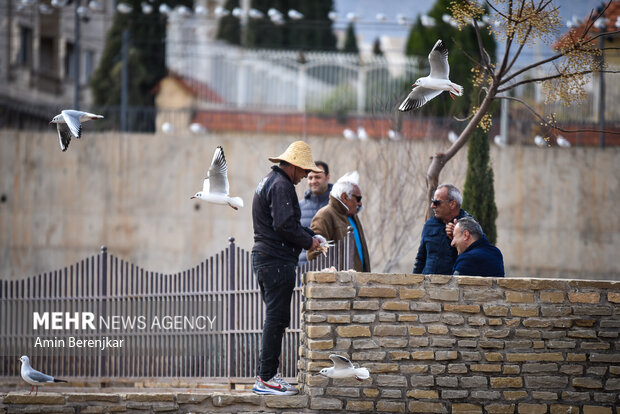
xmin=424 ymin=86 xmax=497 ymax=219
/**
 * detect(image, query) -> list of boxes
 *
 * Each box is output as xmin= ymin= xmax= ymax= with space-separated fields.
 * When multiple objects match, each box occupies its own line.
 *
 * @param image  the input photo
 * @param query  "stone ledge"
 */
xmin=2 ymin=393 xmax=65 ymax=405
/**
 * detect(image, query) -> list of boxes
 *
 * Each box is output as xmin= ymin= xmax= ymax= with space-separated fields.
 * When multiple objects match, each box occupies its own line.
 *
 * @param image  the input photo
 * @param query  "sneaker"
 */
xmin=252 ymin=374 xmax=299 ymax=396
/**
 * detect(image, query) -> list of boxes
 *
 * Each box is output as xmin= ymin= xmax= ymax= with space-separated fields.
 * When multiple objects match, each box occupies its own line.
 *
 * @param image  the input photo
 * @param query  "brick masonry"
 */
xmin=2 ymin=273 xmax=618 ymax=413
xmin=298 ymin=272 xmax=620 ymax=413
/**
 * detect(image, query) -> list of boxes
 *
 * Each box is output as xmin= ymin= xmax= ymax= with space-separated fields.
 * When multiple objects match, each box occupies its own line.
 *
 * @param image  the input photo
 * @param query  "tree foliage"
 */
xmin=404 ymin=0 xmax=496 ymax=117
xmin=343 ymin=22 xmax=359 ymax=54
xmin=421 ymin=0 xmax=616 ymax=218
xmin=89 ymin=0 xmax=192 ymax=130
xmin=372 ymin=37 xmax=383 ymax=56
xmin=461 ymin=128 xmax=497 ymax=245
xmin=216 ymin=0 xmax=241 ymax=45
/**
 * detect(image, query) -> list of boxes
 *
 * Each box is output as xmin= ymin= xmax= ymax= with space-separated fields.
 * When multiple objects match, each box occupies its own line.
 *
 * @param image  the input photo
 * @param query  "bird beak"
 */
xmin=190 ymin=196 xmax=195 ymax=199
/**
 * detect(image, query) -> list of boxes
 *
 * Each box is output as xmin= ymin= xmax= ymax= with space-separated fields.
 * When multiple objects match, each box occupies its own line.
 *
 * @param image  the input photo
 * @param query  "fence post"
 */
xmin=98 ymin=245 xmax=107 ymax=377
xmin=345 ymin=227 xmax=355 ymax=270
xmin=227 ymin=237 xmax=236 ymax=382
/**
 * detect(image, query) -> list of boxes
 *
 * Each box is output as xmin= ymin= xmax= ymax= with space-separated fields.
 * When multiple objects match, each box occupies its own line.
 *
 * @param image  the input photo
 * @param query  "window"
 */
xmin=18 ymin=26 xmax=33 ymax=66
xmin=64 ymin=42 xmax=75 ymax=80
xmin=84 ymin=50 xmax=95 ymax=81
xmin=39 ymin=36 xmax=56 ymax=74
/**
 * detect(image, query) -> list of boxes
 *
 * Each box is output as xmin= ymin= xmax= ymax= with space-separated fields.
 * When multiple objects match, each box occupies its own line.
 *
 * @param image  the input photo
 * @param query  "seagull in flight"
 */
xmin=398 ymin=39 xmax=463 ymax=111
xmin=20 ymin=355 xmax=67 ymax=395
xmin=49 ymin=109 xmax=104 ymax=152
xmin=191 ymin=146 xmax=244 ymax=210
xmin=319 ymin=354 xmax=370 ymax=381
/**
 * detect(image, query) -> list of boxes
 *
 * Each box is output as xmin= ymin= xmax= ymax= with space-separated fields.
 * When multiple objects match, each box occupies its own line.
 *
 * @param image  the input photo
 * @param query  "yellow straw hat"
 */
xmin=268 ymin=141 xmax=322 ymax=173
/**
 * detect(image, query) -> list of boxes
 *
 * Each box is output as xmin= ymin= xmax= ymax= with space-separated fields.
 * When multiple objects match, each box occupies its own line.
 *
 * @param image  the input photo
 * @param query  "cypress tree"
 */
xmin=216 ymin=0 xmax=241 ymax=45
xmin=461 ymin=128 xmax=498 ymax=245
xmin=372 ymin=38 xmax=383 ymax=56
xmin=343 ymin=22 xmax=358 ymax=53
xmin=89 ymin=0 xmax=191 ymax=130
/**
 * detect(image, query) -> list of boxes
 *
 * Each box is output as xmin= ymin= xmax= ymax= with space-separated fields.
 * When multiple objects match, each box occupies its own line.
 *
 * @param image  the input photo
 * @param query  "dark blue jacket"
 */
xmin=252 ymin=166 xmax=315 ymax=264
xmin=413 ymin=209 xmax=469 ymax=275
xmin=298 ymin=184 xmax=332 ymax=265
xmin=453 ymin=237 xmax=505 ymax=277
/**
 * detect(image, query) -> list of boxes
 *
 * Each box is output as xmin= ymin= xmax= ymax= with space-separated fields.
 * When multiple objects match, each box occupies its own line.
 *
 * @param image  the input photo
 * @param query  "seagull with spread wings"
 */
xmin=319 ymin=354 xmax=370 ymax=381
xmin=398 ymin=39 xmax=463 ymax=111
xmin=49 ymin=109 xmax=104 ymax=151
xmin=191 ymin=146 xmax=244 ymax=210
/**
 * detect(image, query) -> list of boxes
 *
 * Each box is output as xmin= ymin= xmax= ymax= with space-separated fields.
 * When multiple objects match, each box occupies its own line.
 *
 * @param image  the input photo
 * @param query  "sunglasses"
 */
xmin=431 ymin=199 xmax=449 ymax=206
xmin=351 ymin=194 xmax=362 ymax=202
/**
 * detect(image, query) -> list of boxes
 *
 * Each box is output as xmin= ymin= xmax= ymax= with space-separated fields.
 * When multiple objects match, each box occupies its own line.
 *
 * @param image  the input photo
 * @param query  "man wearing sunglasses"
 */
xmin=413 ymin=184 xmax=470 ymax=275
xmin=307 ymin=171 xmax=370 ymax=272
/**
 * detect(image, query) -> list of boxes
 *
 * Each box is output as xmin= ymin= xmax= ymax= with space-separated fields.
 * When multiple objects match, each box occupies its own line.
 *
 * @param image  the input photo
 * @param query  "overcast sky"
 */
xmin=333 ymin=0 xmax=607 ymax=59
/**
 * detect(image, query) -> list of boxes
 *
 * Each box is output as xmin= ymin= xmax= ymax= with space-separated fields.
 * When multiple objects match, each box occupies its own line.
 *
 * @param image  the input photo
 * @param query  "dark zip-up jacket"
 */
xmin=298 ymin=183 xmax=332 ymax=265
xmin=453 ymin=236 xmax=505 ymax=277
xmin=252 ymin=166 xmax=315 ymax=264
xmin=413 ymin=209 xmax=470 ymax=275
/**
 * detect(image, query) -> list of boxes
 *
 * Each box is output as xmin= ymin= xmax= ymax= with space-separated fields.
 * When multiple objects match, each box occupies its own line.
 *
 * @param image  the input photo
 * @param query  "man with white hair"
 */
xmin=307 ymin=171 xmax=370 ymax=272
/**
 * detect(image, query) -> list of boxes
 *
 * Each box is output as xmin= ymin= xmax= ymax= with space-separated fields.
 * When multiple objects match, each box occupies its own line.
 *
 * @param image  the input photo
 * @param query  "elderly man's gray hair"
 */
xmin=331 ymin=171 xmax=359 ymax=199
xmin=437 ymin=183 xmax=462 ymax=206
xmin=456 ymin=217 xmax=483 ymax=240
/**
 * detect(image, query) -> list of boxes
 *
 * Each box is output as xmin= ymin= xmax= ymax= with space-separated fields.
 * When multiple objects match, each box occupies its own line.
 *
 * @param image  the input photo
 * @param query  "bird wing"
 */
xmin=57 ymin=123 xmax=72 ymax=151
xmin=329 ymin=354 xmax=354 ymax=370
xmin=354 ymin=367 xmax=370 ymax=379
xmin=206 ymin=146 xmax=229 ymax=195
xmin=26 ymin=368 xmax=54 ymax=383
xmin=61 ymin=110 xmax=82 ymax=138
xmin=428 ymin=39 xmax=449 ymax=80
xmin=398 ymin=87 xmax=442 ymax=111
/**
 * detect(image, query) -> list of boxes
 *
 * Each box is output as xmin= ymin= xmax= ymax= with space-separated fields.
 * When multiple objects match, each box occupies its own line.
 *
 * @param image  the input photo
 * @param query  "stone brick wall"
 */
xmin=298 ymin=272 xmax=620 ymax=413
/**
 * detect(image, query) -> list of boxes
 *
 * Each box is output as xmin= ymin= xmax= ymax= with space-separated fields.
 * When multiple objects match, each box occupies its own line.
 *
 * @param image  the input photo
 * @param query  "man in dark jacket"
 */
xmin=451 ymin=217 xmax=504 ymax=277
xmin=298 ymin=161 xmax=332 ymax=266
xmin=413 ymin=184 xmax=470 ymax=274
xmin=251 ymin=141 xmax=322 ymax=396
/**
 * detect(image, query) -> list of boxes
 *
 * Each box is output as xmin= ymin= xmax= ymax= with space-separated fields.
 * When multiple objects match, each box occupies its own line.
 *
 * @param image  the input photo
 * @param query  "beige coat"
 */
xmin=307 ymin=195 xmax=371 ymax=272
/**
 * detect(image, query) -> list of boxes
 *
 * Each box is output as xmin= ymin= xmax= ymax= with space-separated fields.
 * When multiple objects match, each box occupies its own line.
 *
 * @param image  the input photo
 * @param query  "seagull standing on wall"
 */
xmin=20 ymin=356 xmax=67 ymax=396
xmin=191 ymin=146 xmax=244 ymax=210
xmin=398 ymin=39 xmax=463 ymax=111
xmin=49 ymin=109 xmax=104 ymax=152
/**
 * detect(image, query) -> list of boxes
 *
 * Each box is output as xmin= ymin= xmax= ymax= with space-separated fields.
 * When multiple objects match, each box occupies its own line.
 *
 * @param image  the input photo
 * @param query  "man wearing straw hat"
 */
xmin=251 ymin=141 xmax=323 ymax=396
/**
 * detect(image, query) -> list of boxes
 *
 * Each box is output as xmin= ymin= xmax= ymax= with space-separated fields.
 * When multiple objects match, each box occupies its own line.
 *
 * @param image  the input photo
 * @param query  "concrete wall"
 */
xmin=1 ymin=130 xmax=619 ymax=279
xmin=298 ymin=271 xmax=620 ymax=412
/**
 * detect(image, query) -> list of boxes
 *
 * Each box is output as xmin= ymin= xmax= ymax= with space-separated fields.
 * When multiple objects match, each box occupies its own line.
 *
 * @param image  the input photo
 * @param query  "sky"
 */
xmin=333 ymin=0 xmax=608 ymax=58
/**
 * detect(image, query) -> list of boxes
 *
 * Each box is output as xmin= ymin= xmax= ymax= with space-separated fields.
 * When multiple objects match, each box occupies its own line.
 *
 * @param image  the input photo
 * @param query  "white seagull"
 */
xmin=20 ymin=355 xmax=67 ymax=395
xmin=49 ymin=109 xmax=104 ymax=152
xmin=534 ymin=135 xmax=547 ymax=147
xmin=556 ymin=135 xmax=571 ymax=148
xmin=399 ymin=39 xmax=463 ymax=112
xmin=448 ymin=130 xmax=458 ymax=143
xmin=191 ymin=146 xmax=244 ymax=210
xmin=343 ymin=128 xmax=357 ymax=140
xmin=319 ymin=354 xmax=370 ymax=381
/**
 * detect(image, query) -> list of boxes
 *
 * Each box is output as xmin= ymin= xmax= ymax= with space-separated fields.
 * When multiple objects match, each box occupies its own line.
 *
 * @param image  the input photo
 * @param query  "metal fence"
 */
xmin=0 ymin=233 xmax=354 ymax=383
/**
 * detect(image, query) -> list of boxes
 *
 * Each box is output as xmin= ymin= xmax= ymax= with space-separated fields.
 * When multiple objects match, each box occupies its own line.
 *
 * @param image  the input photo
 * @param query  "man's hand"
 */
xmin=446 ymin=218 xmax=457 ymax=240
xmin=309 ymin=237 xmax=322 ymax=251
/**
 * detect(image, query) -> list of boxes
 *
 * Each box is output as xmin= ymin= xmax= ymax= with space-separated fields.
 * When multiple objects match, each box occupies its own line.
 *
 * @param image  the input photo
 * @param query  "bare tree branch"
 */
xmin=494 ymin=95 xmax=620 ymax=135
xmin=497 ymin=69 xmax=620 ymax=94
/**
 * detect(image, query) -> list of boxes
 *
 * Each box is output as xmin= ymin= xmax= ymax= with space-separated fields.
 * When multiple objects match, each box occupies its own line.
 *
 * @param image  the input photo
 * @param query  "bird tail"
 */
xmin=354 ymin=367 xmax=370 ymax=380
xmin=54 ymin=379 xmax=67 ymax=383
xmin=229 ymin=197 xmax=244 ymax=209
xmin=451 ymin=82 xmax=464 ymax=96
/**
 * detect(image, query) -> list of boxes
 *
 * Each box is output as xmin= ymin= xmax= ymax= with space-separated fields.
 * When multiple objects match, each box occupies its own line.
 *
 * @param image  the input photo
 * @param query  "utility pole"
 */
xmin=73 ymin=0 xmax=81 ymax=110
xmin=121 ymin=28 xmax=129 ymax=132
xmin=598 ymin=34 xmax=605 ymax=149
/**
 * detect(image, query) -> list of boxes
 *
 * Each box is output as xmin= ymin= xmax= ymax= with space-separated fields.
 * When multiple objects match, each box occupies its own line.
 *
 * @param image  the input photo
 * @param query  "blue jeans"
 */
xmin=252 ymin=252 xmax=297 ymax=381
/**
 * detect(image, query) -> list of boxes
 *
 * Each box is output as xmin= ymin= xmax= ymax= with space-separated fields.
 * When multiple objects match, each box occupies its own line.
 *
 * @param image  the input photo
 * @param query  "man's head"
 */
xmin=307 ymin=161 xmax=330 ymax=196
xmin=268 ymin=141 xmax=322 ymax=185
xmin=431 ymin=184 xmax=462 ymax=223
xmin=451 ymin=217 xmax=483 ymax=255
xmin=331 ymin=171 xmax=363 ymax=217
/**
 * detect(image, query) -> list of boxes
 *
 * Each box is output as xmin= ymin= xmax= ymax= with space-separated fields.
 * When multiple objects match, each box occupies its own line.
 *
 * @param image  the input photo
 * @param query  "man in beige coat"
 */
xmin=307 ymin=171 xmax=370 ymax=272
